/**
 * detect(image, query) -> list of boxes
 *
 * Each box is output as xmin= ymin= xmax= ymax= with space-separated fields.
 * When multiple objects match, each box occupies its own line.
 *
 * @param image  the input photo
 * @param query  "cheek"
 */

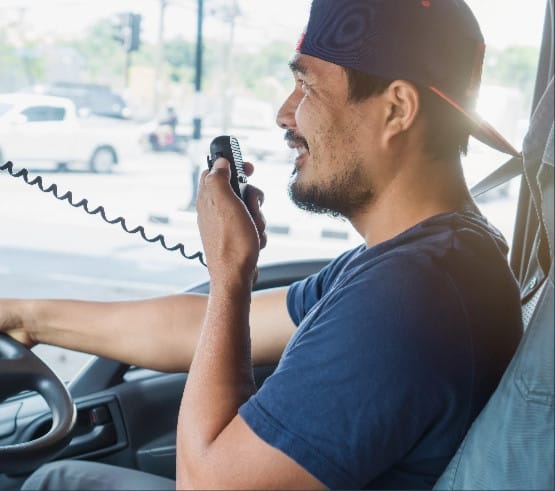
xmin=295 ymin=99 xmax=330 ymax=152
xmin=294 ymin=97 xmax=310 ymax=130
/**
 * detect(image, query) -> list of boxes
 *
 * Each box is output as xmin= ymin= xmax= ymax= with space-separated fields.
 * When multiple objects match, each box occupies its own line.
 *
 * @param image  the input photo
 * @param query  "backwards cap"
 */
xmin=298 ymin=0 xmax=520 ymax=157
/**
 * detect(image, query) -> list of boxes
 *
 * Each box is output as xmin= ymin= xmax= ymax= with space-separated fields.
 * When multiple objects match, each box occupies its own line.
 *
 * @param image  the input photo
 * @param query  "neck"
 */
xmin=350 ymin=155 xmax=476 ymax=247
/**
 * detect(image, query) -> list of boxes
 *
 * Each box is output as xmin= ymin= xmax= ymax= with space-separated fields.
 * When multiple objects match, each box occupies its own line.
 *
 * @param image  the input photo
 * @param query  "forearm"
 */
xmin=177 ymin=278 xmax=256 ymax=481
xmin=1 ymin=294 xmax=207 ymax=372
xmin=0 ymin=286 xmax=293 ymax=372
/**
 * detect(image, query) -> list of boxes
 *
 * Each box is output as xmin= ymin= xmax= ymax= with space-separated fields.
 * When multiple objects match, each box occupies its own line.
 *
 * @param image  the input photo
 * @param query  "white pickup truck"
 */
xmin=0 ymin=93 xmax=136 ymax=173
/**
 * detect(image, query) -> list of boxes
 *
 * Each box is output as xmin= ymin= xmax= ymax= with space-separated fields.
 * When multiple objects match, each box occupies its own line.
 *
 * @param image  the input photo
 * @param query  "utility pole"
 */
xmin=222 ymin=0 xmax=239 ymax=133
xmin=193 ymin=0 xmax=204 ymax=141
xmin=154 ymin=0 xmax=168 ymax=115
xmin=186 ymin=0 xmax=204 ymax=210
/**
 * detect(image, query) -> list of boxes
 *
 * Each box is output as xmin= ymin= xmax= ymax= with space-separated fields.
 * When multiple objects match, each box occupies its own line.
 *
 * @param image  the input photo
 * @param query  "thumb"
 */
xmin=211 ymin=157 xmax=231 ymax=177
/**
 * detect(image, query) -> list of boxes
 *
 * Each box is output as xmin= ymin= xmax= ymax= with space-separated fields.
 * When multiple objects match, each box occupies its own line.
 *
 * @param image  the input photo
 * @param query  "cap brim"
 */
xmin=429 ymin=86 xmax=521 ymax=157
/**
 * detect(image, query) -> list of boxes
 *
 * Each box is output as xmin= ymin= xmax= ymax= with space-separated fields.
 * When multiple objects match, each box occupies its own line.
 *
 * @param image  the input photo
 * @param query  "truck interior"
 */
xmin=0 ymin=0 xmax=553 ymax=489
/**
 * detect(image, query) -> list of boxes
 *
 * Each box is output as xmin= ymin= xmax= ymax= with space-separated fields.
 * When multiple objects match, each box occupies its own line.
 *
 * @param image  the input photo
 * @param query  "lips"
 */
xmin=284 ymin=129 xmax=308 ymax=148
xmin=284 ymin=130 xmax=309 ymax=166
xmin=295 ymin=145 xmax=309 ymax=162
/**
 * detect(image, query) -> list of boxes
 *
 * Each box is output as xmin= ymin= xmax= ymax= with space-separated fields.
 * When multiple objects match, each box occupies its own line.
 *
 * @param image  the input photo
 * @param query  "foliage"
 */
xmin=0 ymin=15 xmax=541 ymax=119
xmin=69 ymin=20 xmax=128 ymax=85
xmin=0 ymin=34 xmax=45 ymax=89
xmin=485 ymin=46 xmax=539 ymax=112
xmin=164 ymin=38 xmax=195 ymax=83
xmin=233 ymin=42 xmax=292 ymax=91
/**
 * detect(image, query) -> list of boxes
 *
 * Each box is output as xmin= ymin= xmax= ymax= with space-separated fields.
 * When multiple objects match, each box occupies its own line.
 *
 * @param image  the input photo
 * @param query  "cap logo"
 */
xmin=296 ymin=28 xmax=306 ymax=52
xmin=421 ymin=0 xmax=431 ymax=7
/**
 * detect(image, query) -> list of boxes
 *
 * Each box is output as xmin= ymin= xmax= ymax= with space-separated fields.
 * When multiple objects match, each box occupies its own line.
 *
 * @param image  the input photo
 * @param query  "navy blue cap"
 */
xmin=298 ymin=0 xmax=519 ymax=157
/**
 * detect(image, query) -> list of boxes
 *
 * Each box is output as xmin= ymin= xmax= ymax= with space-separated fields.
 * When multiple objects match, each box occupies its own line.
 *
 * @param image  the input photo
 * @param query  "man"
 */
xmin=3 ymin=1 xmax=522 ymax=489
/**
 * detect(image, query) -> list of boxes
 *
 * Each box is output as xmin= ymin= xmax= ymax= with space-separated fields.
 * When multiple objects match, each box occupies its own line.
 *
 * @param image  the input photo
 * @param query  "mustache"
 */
xmin=284 ymin=129 xmax=309 ymax=149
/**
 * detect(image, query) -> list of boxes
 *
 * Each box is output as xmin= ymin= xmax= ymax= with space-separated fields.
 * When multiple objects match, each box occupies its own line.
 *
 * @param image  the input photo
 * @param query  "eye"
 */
xmin=299 ymin=79 xmax=310 ymax=93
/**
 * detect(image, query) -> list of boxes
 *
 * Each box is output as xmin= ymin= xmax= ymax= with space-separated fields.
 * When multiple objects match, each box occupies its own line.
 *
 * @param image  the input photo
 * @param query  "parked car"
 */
xmin=0 ymin=93 xmax=130 ymax=173
xmin=30 ymin=82 xmax=131 ymax=120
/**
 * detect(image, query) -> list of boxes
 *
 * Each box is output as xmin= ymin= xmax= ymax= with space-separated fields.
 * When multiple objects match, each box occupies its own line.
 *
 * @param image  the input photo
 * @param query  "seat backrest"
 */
xmin=434 ymin=78 xmax=554 ymax=491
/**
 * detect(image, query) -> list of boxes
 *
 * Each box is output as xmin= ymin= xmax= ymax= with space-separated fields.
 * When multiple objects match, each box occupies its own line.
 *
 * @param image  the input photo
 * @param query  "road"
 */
xmin=0 ymin=149 xmax=519 ymax=380
xmin=0 ymin=150 xmax=369 ymax=295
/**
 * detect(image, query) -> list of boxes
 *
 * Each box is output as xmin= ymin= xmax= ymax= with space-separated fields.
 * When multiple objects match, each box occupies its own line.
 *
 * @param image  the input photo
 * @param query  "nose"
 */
xmin=276 ymin=91 xmax=300 ymax=130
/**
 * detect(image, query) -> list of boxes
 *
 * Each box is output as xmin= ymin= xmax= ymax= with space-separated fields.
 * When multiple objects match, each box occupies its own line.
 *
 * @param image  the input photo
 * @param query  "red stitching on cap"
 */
xmin=296 ymin=31 xmax=306 ymax=52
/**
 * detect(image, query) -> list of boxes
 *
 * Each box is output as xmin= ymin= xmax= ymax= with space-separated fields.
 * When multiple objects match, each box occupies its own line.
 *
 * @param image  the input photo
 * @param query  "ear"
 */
xmin=382 ymin=80 xmax=420 ymax=144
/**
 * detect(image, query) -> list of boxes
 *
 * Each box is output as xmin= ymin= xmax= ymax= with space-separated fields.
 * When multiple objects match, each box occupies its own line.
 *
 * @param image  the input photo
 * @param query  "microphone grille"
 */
xmin=230 ymin=136 xmax=247 ymax=181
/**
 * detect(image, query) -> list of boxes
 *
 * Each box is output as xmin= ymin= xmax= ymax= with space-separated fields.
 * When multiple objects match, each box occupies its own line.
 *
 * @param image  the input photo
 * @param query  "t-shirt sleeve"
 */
xmin=240 ymin=254 xmax=471 ymax=489
xmin=287 ymin=247 xmax=362 ymax=326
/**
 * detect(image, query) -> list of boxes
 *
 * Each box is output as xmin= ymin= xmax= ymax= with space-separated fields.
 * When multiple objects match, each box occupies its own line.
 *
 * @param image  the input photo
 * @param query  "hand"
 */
xmin=196 ymin=159 xmax=266 ymax=284
xmin=0 ymin=300 xmax=37 ymax=348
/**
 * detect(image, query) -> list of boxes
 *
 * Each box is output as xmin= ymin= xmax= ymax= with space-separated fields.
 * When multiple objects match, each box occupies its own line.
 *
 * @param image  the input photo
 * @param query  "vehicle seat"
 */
xmin=434 ymin=77 xmax=554 ymax=490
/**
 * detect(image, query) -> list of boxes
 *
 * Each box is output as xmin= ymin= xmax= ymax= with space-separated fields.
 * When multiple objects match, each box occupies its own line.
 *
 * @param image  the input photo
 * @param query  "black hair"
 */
xmin=344 ymin=67 xmax=470 ymax=160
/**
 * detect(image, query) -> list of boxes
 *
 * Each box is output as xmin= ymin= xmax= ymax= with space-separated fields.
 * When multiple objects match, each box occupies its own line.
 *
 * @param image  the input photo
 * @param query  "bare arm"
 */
xmin=0 ymin=157 xmax=295 ymax=372
xmin=176 ymin=158 xmax=323 ymax=489
xmin=0 ymin=286 xmax=294 ymax=372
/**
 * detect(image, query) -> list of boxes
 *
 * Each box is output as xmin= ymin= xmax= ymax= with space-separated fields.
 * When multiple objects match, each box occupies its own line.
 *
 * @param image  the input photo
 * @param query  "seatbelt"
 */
xmin=470 ymin=155 xmax=523 ymax=199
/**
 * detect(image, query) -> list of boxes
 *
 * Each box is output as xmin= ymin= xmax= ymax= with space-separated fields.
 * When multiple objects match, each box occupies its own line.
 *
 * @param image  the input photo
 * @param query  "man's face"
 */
xmin=276 ymin=54 xmax=379 ymax=219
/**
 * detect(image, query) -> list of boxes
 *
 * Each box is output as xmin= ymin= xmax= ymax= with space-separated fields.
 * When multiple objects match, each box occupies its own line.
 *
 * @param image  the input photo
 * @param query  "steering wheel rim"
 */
xmin=0 ymin=334 xmax=76 ymax=474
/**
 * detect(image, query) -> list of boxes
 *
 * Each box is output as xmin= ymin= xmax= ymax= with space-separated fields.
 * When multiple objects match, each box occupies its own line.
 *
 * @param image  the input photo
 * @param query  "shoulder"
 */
xmin=311 ymin=251 xmax=463 ymax=336
xmin=286 ymin=245 xmax=366 ymax=325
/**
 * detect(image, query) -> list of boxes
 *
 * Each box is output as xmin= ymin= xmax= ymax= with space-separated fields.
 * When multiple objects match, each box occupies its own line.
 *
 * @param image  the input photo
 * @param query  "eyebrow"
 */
xmin=288 ymin=58 xmax=308 ymax=75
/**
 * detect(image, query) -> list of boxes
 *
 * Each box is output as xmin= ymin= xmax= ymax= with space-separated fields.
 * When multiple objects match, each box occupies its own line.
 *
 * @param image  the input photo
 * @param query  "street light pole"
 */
xmin=186 ymin=0 xmax=204 ymax=210
xmin=193 ymin=0 xmax=203 ymax=140
xmin=154 ymin=0 xmax=168 ymax=115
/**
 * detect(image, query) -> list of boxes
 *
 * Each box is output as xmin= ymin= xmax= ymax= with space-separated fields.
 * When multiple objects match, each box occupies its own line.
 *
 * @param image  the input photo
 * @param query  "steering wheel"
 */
xmin=0 ymin=334 xmax=76 ymax=474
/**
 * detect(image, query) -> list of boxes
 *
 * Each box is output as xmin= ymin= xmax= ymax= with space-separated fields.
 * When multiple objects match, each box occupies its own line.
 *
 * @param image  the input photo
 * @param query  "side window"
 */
xmin=463 ymin=0 xmax=544 ymax=247
xmin=21 ymin=105 xmax=66 ymax=122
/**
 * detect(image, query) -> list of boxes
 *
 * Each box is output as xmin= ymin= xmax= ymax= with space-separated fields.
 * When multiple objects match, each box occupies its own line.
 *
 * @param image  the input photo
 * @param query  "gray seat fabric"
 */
xmin=434 ymin=78 xmax=554 ymax=491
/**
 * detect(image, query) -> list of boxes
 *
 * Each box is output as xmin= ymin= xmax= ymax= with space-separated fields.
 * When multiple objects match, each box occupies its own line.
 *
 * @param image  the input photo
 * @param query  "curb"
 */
xmin=148 ymin=211 xmax=354 ymax=242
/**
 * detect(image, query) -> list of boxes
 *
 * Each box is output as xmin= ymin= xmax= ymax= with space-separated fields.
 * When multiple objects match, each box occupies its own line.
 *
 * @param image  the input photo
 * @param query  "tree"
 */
xmin=70 ymin=19 xmax=130 ymax=85
xmin=485 ymin=46 xmax=539 ymax=113
xmin=164 ymin=38 xmax=195 ymax=83
xmin=232 ymin=41 xmax=292 ymax=98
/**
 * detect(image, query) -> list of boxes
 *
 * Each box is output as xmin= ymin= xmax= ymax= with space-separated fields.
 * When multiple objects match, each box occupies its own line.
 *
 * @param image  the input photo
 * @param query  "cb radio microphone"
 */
xmin=207 ymin=135 xmax=248 ymax=202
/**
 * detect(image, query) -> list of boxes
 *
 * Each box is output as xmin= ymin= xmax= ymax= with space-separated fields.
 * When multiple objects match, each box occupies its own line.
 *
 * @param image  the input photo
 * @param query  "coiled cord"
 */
xmin=0 ymin=161 xmax=206 ymax=266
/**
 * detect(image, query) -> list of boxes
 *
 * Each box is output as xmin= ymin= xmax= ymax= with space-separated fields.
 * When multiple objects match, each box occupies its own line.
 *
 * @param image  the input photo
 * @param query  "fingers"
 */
xmin=211 ymin=157 xmax=231 ymax=173
xmin=207 ymin=157 xmax=231 ymax=179
xmin=199 ymin=158 xmax=234 ymax=199
xmin=199 ymin=158 xmax=267 ymax=249
xmin=244 ymin=161 xmax=255 ymax=177
xmin=245 ymin=185 xmax=267 ymax=250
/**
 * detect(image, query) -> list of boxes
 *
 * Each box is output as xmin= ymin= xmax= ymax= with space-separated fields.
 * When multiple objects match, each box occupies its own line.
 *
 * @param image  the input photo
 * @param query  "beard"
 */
xmin=288 ymin=155 xmax=375 ymax=219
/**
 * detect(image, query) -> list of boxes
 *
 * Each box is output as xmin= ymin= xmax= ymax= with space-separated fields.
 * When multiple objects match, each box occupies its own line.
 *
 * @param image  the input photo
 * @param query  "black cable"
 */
xmin=0 ymin=161 xmax=206 ymax=267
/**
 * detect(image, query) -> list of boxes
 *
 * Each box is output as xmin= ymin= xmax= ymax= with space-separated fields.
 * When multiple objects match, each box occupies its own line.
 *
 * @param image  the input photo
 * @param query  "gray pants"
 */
xmin=22 ymin=460 xmax=175 ymax=490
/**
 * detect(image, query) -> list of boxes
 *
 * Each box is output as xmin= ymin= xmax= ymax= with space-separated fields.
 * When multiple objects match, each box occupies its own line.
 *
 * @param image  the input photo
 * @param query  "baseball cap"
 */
xmin=297 ymin=0 xmax=520 ymax=157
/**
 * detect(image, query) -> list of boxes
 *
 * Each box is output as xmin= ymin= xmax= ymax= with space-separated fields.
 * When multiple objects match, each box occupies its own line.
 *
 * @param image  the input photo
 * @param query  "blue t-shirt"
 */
xmin=239 ymin=211 xmax=522 ymax=489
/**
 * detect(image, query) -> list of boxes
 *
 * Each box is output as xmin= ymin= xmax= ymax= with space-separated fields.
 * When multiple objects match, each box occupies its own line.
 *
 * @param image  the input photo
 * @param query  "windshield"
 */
xmin=0 ymin=0 xmax=545 ymax=381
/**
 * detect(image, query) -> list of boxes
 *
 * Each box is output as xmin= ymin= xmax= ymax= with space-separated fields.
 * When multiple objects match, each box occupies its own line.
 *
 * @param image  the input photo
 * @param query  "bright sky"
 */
xmin=0 ymin=0 xmax=546 ymax=50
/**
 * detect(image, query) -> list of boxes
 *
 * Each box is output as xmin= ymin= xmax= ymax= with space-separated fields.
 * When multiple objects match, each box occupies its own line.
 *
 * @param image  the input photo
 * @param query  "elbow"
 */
xmin=176 ymin=468 xmax=213 ymax=491
xmin=176 ymin=460 xmax=198 ymax=490
xmin=176 ymin=446 xmax=198 ymax=490
xmin=176 ymin=454 xmax=226 ymax=491
xmin=176 ymin=442 xmax=212 ymax=490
